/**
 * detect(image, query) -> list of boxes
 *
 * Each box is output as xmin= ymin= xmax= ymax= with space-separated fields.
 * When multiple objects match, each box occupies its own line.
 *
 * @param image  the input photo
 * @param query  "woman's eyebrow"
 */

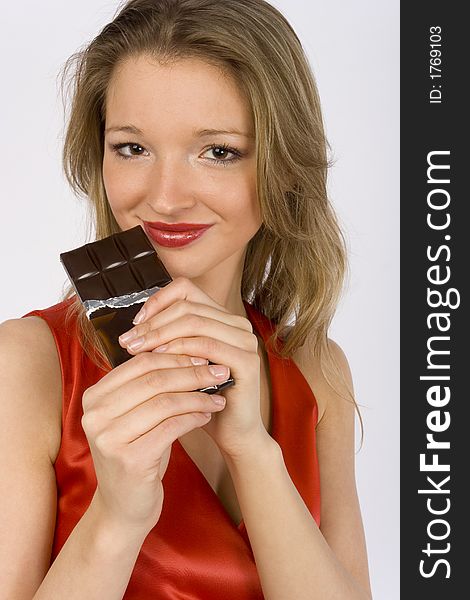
xmin=105 ymin=124 xmax=143 ymax=135
xmin=195 ymin=128 xmax=254 ymax=139
xmin=104 ymin=124 xmax=254 ymax=139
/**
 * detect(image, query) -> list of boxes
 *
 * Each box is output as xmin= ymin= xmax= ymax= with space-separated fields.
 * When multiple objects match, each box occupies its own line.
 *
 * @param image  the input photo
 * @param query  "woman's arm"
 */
xmin=33 ymin=492 xmax=148 ymax=600
xmin=0 ymin=318 xmax=148 ymax=600
xmin=222 ymin=338 xmax=372 ymax=600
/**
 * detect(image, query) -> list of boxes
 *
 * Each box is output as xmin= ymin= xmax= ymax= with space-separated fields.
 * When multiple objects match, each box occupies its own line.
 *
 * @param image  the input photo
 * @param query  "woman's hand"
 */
xmin=81 ymin=351 xmax=228 ymax=536
xmin=118 ymin=276 xmax=272 ymax=459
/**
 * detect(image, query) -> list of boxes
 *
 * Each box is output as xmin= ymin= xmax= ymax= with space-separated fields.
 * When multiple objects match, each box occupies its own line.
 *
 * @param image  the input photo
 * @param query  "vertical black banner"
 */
xmin=401 ymin=2 xmax=467 ymax=596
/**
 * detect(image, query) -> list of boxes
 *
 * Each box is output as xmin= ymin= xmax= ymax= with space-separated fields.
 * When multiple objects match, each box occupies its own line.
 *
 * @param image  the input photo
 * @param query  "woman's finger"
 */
xmin=132 ymin=276 xmax=229 ymax=325
xmin=119 ymin=299 xmax=252 ymax=348
xmin=94 ymin=361 xmax=232 ymax=419
xmin=127 ymin=408 xmax=214 ymax=463
xmin=122 ymin=313 xmax=256 ymax=356
xmin=108 ymin=389 xmax=227 ymax=443
xmin=84 ymin=351 xmax=206 ymax=402
xmin=152 ymin=335 xmax=258 ymax=376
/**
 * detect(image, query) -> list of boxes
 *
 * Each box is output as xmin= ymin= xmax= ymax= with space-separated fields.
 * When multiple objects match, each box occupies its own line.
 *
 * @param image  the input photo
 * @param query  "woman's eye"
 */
xmin=203 ymin=144 xmax=242 ymax=166
xmin=111 ymin=143 xmax=148 ymax=160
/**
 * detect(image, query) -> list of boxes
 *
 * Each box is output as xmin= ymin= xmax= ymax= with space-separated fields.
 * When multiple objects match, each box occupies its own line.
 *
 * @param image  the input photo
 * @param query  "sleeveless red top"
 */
xmin=22 ymin=297 xmax=320 ymax=599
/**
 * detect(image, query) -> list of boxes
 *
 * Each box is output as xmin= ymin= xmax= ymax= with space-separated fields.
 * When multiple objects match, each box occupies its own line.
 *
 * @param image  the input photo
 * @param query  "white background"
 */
xmin=0 ymin=1 xmax=399 ymax=597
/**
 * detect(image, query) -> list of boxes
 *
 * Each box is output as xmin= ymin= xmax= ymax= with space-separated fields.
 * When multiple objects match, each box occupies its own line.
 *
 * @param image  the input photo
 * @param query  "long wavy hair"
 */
xmin=59 ymin=0 xmax=363 ymax=440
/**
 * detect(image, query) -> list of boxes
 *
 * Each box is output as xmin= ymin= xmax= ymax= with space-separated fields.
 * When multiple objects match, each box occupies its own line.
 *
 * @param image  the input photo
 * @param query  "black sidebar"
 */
xmin=400 ymin=2 xmax=467 ymax=597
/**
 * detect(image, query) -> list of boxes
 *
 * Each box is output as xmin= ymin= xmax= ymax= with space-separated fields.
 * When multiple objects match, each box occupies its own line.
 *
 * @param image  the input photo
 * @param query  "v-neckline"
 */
xmin=173 ymin=442 xmax=247 ymax=530
xmin=174 ymin=300 xmax=274 ymax=532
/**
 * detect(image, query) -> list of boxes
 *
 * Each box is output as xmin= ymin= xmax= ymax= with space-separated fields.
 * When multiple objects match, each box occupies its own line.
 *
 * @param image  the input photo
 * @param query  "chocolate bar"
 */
xmin=60 ymin=225 xmax=235 ymax=394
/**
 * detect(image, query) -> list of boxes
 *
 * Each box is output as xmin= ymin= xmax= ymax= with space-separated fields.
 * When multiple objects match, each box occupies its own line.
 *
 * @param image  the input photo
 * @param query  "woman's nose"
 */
xmin=145 ymin=157 xmax=197 ymax=213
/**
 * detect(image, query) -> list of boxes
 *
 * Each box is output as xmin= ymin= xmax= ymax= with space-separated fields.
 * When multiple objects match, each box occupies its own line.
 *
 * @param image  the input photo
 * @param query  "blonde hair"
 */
xmin=59 ymin=0 xmax=363 ymax=442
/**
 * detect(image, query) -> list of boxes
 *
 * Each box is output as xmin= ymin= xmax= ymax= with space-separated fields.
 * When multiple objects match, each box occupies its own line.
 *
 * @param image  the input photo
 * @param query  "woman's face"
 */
xmin=102 ymin=55 xmax=261 ymax=283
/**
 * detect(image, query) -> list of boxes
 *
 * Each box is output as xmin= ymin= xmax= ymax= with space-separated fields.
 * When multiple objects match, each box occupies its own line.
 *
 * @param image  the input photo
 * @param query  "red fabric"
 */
xmin=22 ymin=297 xmax=320 ymax=599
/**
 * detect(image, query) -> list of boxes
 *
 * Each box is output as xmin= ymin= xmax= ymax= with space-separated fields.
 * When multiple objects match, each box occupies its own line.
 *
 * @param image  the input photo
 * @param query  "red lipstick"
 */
xmin=143 ymin=221 xmax=213 ymax=248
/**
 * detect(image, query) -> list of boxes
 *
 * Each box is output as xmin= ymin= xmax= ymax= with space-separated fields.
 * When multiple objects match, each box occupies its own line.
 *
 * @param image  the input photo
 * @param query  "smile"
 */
xmin=143 ymin=222 xmax=213 ymax=248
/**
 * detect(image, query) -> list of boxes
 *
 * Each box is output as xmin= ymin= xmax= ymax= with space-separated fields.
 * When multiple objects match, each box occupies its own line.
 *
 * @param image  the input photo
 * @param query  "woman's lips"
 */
xmin=143 ymin=221 xmax=213 ymax=248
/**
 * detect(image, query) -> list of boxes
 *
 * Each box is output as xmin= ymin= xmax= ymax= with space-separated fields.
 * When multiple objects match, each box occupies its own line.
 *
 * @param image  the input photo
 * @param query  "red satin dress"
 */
xmin=22 ymin=297 xmax=321 ymax=599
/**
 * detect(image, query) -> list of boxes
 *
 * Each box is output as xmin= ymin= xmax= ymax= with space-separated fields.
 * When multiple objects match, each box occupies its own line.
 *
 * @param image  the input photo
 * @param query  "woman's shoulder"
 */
xmin=5 ymin=296 xmax=77 ymax=375
xmin=290 ymin=332 xmax=354 ymax=426
xmin=0 ymin=315 xmax=63 ymax=463
xmin=0 ymin=312 xmax=62 ymax=356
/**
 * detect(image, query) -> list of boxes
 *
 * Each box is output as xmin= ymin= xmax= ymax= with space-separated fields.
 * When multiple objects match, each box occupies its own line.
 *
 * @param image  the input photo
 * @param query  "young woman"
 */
xmin=0 ymin=0 xmax=372 ymax=598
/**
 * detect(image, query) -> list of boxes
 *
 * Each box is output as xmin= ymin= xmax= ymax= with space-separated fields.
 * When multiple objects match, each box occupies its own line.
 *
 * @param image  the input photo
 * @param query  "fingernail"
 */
xmin=208 ymin=365 xmax=229 ymax=378
xmin=153 ymin=344 xmax=168 ymax=353
xmin=133 ymin=307 xmax=146 ymax=325
xmin=190 ymin=357 xmax=208 ymax=365
xmin=119 ymin=329 xmax=138 ymax=344
xmin=127 ymin=336 xmax=145 ymax=351
xmin=211 ymin=394 xmax=226 ymax=405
